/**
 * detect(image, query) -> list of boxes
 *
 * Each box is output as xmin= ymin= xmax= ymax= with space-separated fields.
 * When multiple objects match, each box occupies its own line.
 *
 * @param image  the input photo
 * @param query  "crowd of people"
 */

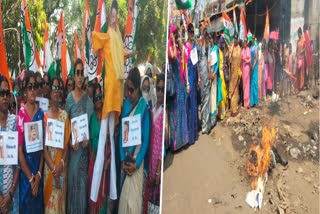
xmin=165 ymin=20 xmax=315 ymax=152
xmin=0 ymin=58 xmax=164 ymax=214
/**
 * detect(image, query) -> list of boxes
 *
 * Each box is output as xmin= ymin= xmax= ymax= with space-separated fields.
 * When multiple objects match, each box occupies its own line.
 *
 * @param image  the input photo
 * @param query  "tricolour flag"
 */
xmin=21 ymin=0 xmax=39 ymax=73
xmin=263 ymin=7 xmax=269 ymax=43
xmin=82 ymin=0 xmax=98 ymax=81
xmin=0 ymin=1 xmax=12 ymax=90
xmin=66 ymin=47 xmax=72 ymax=77
xmin=94 ymin=0 xmax=107 ymax=77
xmin=233 ymin=8 xmax=238 ymax=35
xmin=175 ymin=0 xmax=192 ymax=10
xmin=43 ymin=19 xmax=55 ymax=78
xmin=124 ymin=0 xmax=139 ymax=79
xmin=55 ymin=11 xmax=67 ymax=84
xmin=222 ymin=11 xmax=234 ymax=45
xmin=239 ymin=7 xmax=247 ymax=41
xmin=73 ymin=31 xmax=81 ymax=63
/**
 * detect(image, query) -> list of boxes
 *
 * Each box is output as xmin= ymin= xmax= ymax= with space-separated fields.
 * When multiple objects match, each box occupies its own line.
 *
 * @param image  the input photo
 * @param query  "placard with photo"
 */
xmin=24 ymin=120 xmax=43 ymax=153
xmin=45 ymin=118 xmax=65 ymax=149
xmin=71 ymin=114 xmax=89 ymax=145
xmin=0 ymin=131 xmax=18 ymax=165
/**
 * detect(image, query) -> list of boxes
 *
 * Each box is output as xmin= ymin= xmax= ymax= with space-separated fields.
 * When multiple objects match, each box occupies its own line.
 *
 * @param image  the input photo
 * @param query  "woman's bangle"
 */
xmin=29 ymin=174 xmax=34 ymax=183
xmin=155 ymin=172 xmax=161 ymax=176
xmin=37 ymin=171 xmax=42 ymax=179
xmin=11 ymin=183 xmax=16 ymax=188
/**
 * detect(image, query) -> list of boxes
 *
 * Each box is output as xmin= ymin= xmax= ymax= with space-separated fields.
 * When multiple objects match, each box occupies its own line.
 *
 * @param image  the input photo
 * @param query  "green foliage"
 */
xmin=135 ymin=0 xmax=168 ymax=68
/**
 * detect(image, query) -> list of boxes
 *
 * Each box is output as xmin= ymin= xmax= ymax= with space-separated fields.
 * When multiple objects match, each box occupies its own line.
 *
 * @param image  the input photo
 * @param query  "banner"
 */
xmin=0 ymin=131 xmax=18 ymax=165
xmin=45 ymin=118 xmax=65 ymax=149
xmin=36 ymin=97 xmax=49 ymax=112
xmin=71 ymin=114 xmax=89 ymax=145
xmin=121 ymin=114 xmax=141 ymax=147
xmin=24 ymin=120 xmax=43 ymax=153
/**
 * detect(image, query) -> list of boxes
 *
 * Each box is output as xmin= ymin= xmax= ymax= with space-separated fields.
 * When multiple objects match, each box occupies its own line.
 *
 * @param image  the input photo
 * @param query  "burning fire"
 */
xmin=246 ymin=126 xmax=276 ymax=209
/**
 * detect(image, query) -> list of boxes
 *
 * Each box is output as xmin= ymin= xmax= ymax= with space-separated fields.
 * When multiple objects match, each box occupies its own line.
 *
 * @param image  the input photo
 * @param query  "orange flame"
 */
xmin=247 ymin=126 xmax=276 ymax=190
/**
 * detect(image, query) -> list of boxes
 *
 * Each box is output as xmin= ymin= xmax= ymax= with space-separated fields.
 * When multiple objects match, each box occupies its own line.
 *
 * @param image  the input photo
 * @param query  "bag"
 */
xmin=166 ymin=64 xmax=176 ymax=97
xmin=148 ymin=201 xmax=160 ymax=213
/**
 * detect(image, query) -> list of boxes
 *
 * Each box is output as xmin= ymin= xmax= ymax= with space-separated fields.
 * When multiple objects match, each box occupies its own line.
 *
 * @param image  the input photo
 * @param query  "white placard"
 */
xmin=122 ymin=114 xmax=141 ymax=147
xmin=190 ymin=47 xmax=199 ymax=65
xmin=45 ymin=118 xmax=65 ymax=149
xmin=36 ymin=97 xmax=49 ymax=112
xmin=71 ymin=114 xmax=89 ymax=145
xmin=0 ymin=131 xmax=18 ymax=165
xmin=24 ymin=121 xmax=43 ymax=153
xmin=210 ymin=48 xmax=218 ymax=66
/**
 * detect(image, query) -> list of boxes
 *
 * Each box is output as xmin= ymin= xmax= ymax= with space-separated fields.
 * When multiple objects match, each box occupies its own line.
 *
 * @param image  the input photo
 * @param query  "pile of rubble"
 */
xmin=225 ymin=104 xmax=319 ymax=161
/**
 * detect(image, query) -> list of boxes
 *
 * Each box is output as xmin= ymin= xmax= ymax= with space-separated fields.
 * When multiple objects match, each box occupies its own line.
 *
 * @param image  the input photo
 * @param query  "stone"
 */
xmin=297 ymin=167 xmax=304 ymax=173
xmin=313 ymin=146 xmax=317 ymax=150
xmin=290 ymin=148 xmax=301 ymax=159
xmin=238 ymin=135 xmax=244 ymax=142
xmin=243 ymin=141 xmax=247 ymax=147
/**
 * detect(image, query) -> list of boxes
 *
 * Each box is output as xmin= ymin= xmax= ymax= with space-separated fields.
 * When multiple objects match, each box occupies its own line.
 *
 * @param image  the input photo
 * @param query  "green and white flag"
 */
xmin=222 ymin=11 xmax=234 ymax=45
xmin=123 ymin=0 xmax=139 ymax=79
xmin=82 ymin=0 xmax=98 ymax=81
xmin=94 ymin=0 xmax=107 ymax=77
xmin=21 ymin=0 xmax=39 ymax=73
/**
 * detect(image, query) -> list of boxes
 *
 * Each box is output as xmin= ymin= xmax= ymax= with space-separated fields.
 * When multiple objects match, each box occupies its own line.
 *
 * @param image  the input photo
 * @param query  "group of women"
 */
xmin=1 ymin=57 xmax=164 ymax=214
xmin=166 ymin=21 xmax=310 ymax=152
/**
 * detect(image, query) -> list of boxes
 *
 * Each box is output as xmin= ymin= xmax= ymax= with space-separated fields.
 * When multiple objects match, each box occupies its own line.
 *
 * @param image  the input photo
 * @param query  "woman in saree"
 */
xmin=0 ymin=76 xmax=19 ymax=214
xmin=250 ymin=37 xmax=259 ymax=107
xmin=262 ymin=42 xmax=269 ymax=101
xmin=17 ymin=72 xmax=44 ymax=213
xmin=217 ymin=36 xmax=228 ymax=120
xmin=296 ymin=27 xmax=306 ymax=91
xmin=241 ymin=38 xmax=251 ymax=109
xmin=119 ymin=67 xmax=151 ymax=214
xmin=208 ymin=33 xmax=218 ymax=127
xmin=229 ymin=33 xmax=242 ymax=117
xmin=144 ymin=73 xmax=165 ymax=213
xmin=66 ymin=58 xmax=94 ymax=214
xmin=185 ymin=23 xmax=199 ymax=144
xmin=43 ymin=77 xmax=70 ymax=213
xmin=198 ymin=27 xmax=211 ymax=134
xmin=88 ymin=83 xmax=111 ymax=214
xmin=267 ymin=42 xmax=275 ymax=94
xmin=167 ymin=24 xmax=188 ymax=150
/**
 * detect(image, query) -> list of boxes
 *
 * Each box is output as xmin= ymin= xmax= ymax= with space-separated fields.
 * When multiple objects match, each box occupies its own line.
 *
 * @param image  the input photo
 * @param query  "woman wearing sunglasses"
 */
xmin=119 ymin=67 xmax=151 ymax=214
xmin=0 ymin=76 xmax=19 ymax=214
xmin=88 ymin=84 xmax=111 ymax=213
xmin=17 ymin=72 xmax=44 ymax=213
xmin=43 ymin=77 xmax=71 ymax=213
xmin=65 ymin=58 xmax=94 ymax=214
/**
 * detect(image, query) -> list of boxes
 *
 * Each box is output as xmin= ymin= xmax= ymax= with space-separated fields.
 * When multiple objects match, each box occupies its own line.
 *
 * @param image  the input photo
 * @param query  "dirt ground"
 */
xmin=162 ymin=89 xmax=319 ymax=214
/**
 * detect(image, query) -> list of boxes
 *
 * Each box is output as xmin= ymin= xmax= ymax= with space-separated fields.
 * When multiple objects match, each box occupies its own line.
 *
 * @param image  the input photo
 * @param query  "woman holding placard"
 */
xmin=88 ymin=83 xmax=111 ymax=213
xmin=43 ymin=77 xmax=71 ymax=213
xmin=66 ymin=59 xmax=94 ymax=214
xmin=0 ymin=76 xmax=19 ymax=214
xmin=118 ymin=67 xmax=151 ymax=214
xmin=17 ymin=72 xmax=44 ymax=213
